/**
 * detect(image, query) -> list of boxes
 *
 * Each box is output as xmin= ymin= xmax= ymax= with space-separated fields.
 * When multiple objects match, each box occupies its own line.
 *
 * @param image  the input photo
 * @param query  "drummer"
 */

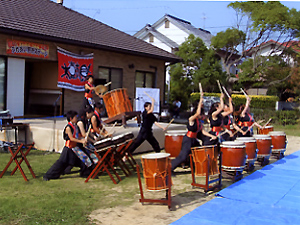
xmin=235 ymin=96 xmax=262 ymax=137
xmin=82 ymin=75 xmax=102 ymax=110
xmin=222 ymin=97 xmax=246 ymax=140
xmin=128 ymin=95 xmax=166 ymax=154
xmin=171 ymin=92 xmax=217 ymax=172
xmin=202 ymin=93 xmax=230 ymax=145
xmin=43 ymin=110 xmax=94 ymax=180
xmin=90 ymin=102 xmax=110 ymax=140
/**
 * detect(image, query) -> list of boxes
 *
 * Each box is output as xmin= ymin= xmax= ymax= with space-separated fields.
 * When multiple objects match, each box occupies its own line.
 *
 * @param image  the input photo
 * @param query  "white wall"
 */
xmin=7 ymin=57 xmax=25 ymax=117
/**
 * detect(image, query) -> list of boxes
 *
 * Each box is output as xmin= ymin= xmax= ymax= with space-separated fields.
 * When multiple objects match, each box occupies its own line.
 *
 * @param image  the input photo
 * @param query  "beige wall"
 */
xmin=0 ymin=33 xmax=166 ymax=114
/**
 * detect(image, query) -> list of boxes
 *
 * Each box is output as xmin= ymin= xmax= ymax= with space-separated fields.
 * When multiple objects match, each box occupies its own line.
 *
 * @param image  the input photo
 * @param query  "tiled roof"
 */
xmin=0 ymin=0 xmax=180 ymax=62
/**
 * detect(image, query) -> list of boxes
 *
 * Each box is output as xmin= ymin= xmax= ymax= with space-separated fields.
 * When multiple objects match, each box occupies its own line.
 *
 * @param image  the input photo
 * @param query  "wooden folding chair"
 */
xmin=0 ymin=142 xmax=35 ymax=181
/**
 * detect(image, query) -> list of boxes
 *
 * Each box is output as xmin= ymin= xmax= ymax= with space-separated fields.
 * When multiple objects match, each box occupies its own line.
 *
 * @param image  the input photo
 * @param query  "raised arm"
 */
xmin=212 ymin=93 xmax=224 ymax=118
xmin=221 ymin=97 xmax=233 ymax=117
xmin=189 ymin=92 xmax=203 ymax=123
xmin=241 ymin=96 xmax=251 ymax=117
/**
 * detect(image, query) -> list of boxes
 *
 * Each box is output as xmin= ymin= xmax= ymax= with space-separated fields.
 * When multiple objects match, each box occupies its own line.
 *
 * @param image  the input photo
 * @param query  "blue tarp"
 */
xmin=171 ymin=150 xmax=300 ymax=225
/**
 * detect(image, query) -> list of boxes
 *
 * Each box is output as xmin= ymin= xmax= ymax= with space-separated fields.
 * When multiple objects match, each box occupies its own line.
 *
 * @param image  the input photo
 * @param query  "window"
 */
xmin=0 ymin=57 xmax=6 ymax=111
xmin=165 ymin=20 xmax=170 ymax=28
xmin=135 ymin=71 xmax=155 ymax=88
xmin=97 ymin=67 xmax=123 ymax=90
xmin=149 ymin=34 xmax=154 ymax=43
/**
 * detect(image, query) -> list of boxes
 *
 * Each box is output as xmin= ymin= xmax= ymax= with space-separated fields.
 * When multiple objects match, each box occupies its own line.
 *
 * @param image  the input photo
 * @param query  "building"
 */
xmin=134 ymin=14 xmax=212 ymax=54
xmin=0 ymin=0 xmax=180 ymax=117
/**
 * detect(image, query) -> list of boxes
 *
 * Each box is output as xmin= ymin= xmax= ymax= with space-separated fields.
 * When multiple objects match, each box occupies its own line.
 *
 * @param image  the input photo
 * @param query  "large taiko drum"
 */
xmin=253 ymin=135 xmax=272 ymax=159
xmin=258 ymin=125 xmax=274 ymax=135
xmin=220 ymin=141 xmax=246 ymax=171
xmin=191 ymin=145 xmax=219 ymax=176
xmin=235 ymin=137 xmax=257 ymax=162
xmin=102 ymin=88 xmax=133 ymax=118
xmin=269 ymin=131 xmax=287 ymax=154
xmin=164 ymin=130 xmax=187 ymax=158
xmin=141 ymin=153 xmax=170 ymax=191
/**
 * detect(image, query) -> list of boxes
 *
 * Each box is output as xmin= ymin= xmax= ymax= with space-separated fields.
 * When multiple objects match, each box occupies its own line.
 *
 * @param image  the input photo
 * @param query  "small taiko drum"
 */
xmin=220 ymin=141 xmax=246 ymax=171
xmin=111 ymin=134 xmax=127 ymax=146
xmin=253 ymin=135 xmax=272 ymax=159
xmin=94 ymin=138 xmax=114 ymax=151
xmin=191 ymin=145 xmax=219 ymax=176
xmin=141 ymin=153 xmax=170 ymax=191
xmin=269 ymin=131 xmax=287 ymax=154
xmin=102 ymin=88 xmax=133 ymax=118
xmin=235 ymin=137 xmax=257 ymax=162
xmin=258 ymin=125 xmax=274 ymax=135
xmin=164 ymin=130 xmax=187 ymax=158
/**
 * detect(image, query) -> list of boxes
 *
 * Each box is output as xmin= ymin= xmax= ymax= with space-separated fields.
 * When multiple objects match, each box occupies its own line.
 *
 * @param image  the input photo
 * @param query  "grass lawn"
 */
xmin=0 ymin=150 xmax=143 ymax=225
xmin=272 ymin=123 xmax=300 ymax=136
xmin=0 ymin=123 xmax=299 ymax=225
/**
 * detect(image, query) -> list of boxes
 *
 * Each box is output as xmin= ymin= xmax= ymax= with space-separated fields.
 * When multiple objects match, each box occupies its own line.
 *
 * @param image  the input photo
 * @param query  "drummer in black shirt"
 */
xmin=128 ymin=95 xmax=166 ymax=154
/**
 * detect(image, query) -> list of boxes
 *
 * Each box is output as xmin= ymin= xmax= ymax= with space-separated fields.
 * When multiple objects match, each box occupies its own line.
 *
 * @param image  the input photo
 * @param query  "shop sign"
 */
xmin=6 ymin=39 xmax=49 ymax=58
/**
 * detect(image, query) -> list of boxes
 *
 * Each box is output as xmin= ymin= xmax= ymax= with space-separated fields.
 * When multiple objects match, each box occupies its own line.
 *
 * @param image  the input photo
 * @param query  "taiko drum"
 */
xmin=235 ymin=137 xmax=257 ymax=162
xmin=220 ymin=141 xmax=246 ymax=171
xmin=269 ymin=131 xmax=287 ymax=153
xmin=191 ymin=145 xmax=219 ymax=176
xmin=102 ymin=88 xmax=133 ymax=118
xmin=164 ymin=130 xmax=187 ymax=158
xmin=253 ymin=135 xmax=272 ymax=158
xmin=141 ymin=153 xmax=170 ymax=191
xmin=258 ymin=125 xmax=274 ymax=135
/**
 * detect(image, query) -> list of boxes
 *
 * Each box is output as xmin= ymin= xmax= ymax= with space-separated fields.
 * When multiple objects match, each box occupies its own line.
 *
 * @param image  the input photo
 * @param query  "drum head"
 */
xmin=264 ymin=125 xmax=273 ymax=129
xmin=112 ymin=134 xmax=125 ymax=141
xmin=253 ymin=134 xmax=271 ymax=140
xmin=221 ymin=141 xmax=245 ymax=148
xmin=235 ymin=137 xmax=256 ymax=143
xmin=94 ymin=137 xmax=112 ymax=145
xmin=269 ymin=131 xmax=286 ymax=136
xmin=165 ymin=130 xmax=187 ymax=136
xmin=142 ymin=153 xmax=170 ymax=159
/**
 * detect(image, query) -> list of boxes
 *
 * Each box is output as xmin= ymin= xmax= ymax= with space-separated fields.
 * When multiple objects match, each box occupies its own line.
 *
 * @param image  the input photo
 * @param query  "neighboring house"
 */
xmin=246 ymin=39 xmax=300 ymax=67
xmin=0 ymin=0 xmax=180 ymax=117
xmin=134 ymin=14 xmax=212 ymax=53
xmin=245 ymin=39 xmax=300 ymax=96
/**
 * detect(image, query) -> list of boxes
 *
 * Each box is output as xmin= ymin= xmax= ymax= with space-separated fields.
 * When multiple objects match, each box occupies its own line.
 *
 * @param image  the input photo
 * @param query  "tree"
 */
xmin=169 ymin=34 xmax=224 ymax=108
xmin=211 ymin=1 xmax=300 ymax=90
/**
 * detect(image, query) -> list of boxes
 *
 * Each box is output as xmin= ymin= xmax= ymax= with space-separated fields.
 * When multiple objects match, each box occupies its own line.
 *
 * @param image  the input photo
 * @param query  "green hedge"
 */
xmin=190 ymin=92 xmax=279 ymax=109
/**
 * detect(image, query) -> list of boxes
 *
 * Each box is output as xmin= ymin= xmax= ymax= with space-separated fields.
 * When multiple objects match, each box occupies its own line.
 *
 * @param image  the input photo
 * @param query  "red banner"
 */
xmin=6 ymin=39 xmax=49 ymax=58
xmin=57 ymin=47 xmax=93 ymax=91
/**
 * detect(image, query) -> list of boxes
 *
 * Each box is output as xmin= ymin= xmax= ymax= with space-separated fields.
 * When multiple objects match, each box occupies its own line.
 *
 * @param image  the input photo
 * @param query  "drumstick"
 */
xmin=83 ymin=124 xmax=91 ymax=146
xmin=199 ymin=83 xmax=203 ymax=95
xmin=217 ymin=80 xmax=223 ymax=93
xmin=107 ymin=122 xmax=117 ymax=135
xmin=104 ymin=81 xmax=112 ymax=87
xmin=245 ymin=119 xmax=264 ymax=133
xmin=222 ymin=86 xmax=230 ymax=98
xmin=143 ymin=91 xmax=152 ymax=98
xmin=262 ymin=118 xmax=272 ymax=128
xmin=164 ymin=118 xmax=174 ymax=131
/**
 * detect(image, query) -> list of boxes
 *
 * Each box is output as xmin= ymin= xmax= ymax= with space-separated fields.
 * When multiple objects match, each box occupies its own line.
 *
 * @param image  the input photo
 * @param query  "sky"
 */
xmin=53 ymin=0 xmax=300 ymax=36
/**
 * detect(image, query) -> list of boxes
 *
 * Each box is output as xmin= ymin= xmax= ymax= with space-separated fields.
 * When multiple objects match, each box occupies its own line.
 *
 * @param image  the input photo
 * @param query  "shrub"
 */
xmin=275 ymin=110 xmax=299 ymax=126
xmin=190 ymin=92 xmax=278 ymax=109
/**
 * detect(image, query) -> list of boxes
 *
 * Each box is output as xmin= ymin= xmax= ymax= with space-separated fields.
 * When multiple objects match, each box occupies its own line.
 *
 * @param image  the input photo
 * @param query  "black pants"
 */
xmin=128 ymin=129 xmax=160 ymax=154
xmin=44 ymin=146 xmax=91 ymax=180
xmin=171 ymin=135 xmax=200 ymax=171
